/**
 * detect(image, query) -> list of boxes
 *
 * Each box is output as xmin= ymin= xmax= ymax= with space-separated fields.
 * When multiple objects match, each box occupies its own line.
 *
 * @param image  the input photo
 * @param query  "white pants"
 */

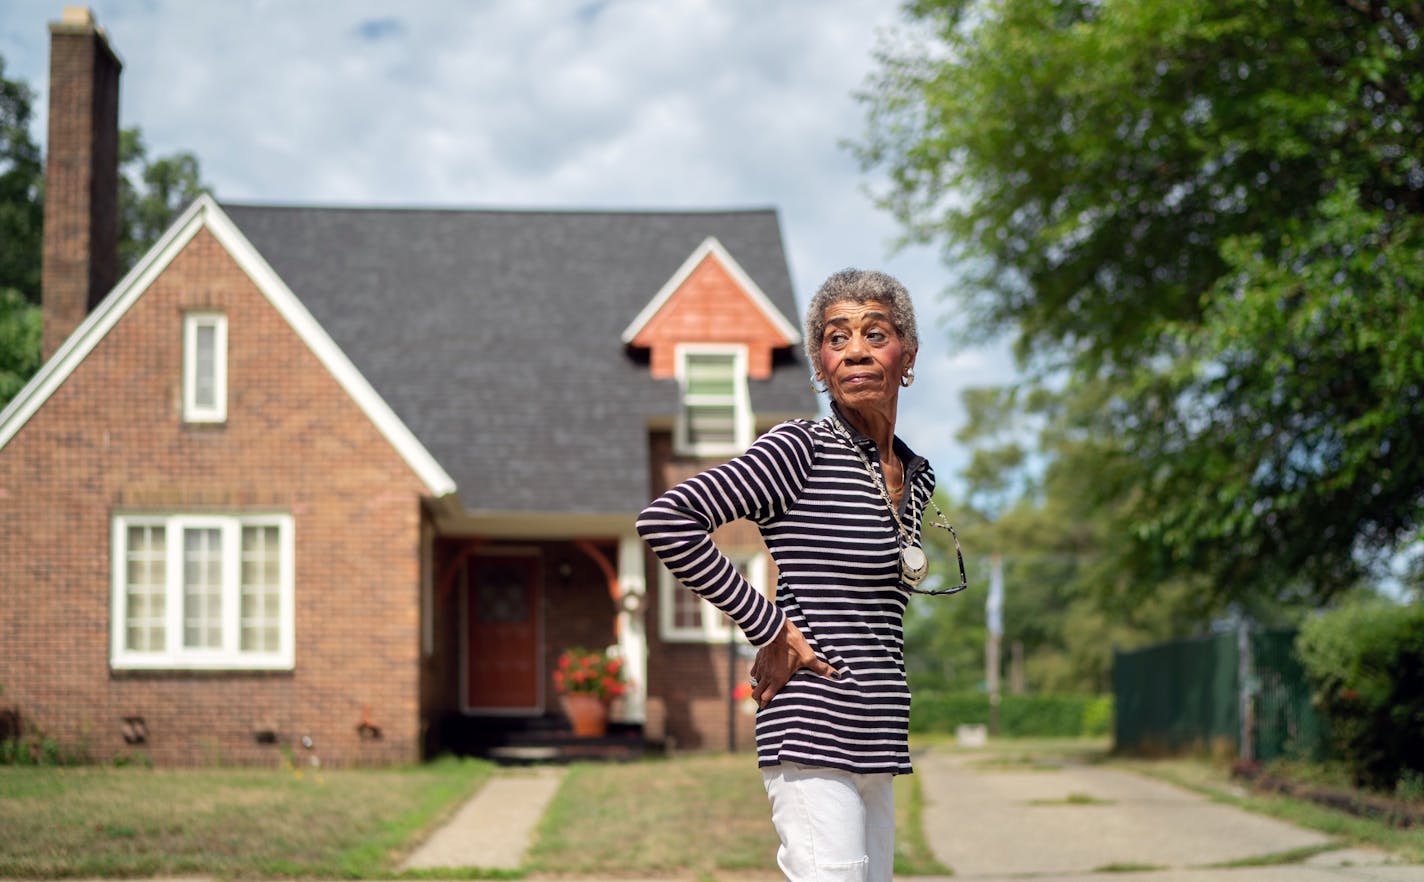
xmin=761 ymin=763 xmax=896 ymax=882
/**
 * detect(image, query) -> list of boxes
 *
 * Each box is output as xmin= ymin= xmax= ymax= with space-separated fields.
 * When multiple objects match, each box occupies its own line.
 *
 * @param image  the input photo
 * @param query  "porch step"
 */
xmin=489 ymin=729 xmax=656 ymax=765
xmin=431 ymin=713 xmax=661 ymax=764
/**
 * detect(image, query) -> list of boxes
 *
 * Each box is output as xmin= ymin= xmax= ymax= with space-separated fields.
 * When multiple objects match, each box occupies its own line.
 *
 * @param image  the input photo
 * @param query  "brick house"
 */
xmin=0 ymin=10 xmax=815 ymax=765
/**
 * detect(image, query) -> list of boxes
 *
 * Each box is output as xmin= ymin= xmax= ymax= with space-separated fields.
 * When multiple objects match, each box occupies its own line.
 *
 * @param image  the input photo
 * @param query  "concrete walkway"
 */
xmin=397 ymin=766 xmax=563 ymax=871
xmin=393 ymin=747 xmax=1423 ymax=881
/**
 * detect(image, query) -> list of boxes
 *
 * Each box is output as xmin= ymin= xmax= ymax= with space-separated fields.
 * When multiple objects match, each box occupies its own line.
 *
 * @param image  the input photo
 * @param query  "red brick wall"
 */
xmin=0 ymin=227 xmax=429 ymax=766
xmin=629 ymin=255 xmax=792 ymax=380
xmin=643 ymin=430 xmax=766 ymax=752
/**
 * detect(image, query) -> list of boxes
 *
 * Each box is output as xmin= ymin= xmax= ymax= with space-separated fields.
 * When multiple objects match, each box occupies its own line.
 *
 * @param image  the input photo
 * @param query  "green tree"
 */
xmin=917 ymin=380 xmax=1219 ymax=694
xmin=0 ymin=57 xmax=44 ymax=410
xmin=0 ymin=57 xmax=43 ymax=305
xmin=0 ymin=287 xmax=41 ymax=406
xmin=118 ymin=128 xmax=206 ymax=273
xmin=860 ymin=0 xmax=1424 ymax=606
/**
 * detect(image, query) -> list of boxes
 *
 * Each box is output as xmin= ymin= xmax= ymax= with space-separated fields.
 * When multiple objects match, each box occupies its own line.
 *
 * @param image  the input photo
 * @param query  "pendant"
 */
xmin=901 ymin=544 xmax=929 ymax=587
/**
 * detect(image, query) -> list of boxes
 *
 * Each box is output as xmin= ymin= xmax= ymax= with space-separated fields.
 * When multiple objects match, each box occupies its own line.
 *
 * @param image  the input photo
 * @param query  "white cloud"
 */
xmin=0 ymin=0 xmax=1020 ymax=488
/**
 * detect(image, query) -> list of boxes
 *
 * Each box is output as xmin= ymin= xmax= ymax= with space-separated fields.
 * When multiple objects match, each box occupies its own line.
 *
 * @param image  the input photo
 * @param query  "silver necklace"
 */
xmin=830 ymin=416 xmax=930 ymax=588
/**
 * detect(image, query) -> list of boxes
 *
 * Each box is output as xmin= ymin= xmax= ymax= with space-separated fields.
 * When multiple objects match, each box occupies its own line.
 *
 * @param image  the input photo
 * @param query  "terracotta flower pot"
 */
xmin=561 ymin=693 xmax=609 ymax=737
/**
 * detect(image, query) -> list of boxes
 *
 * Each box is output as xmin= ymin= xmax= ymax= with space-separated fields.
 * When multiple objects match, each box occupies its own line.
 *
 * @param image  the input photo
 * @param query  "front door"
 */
xmin=462 ymin=552 xmax=542 ymax=713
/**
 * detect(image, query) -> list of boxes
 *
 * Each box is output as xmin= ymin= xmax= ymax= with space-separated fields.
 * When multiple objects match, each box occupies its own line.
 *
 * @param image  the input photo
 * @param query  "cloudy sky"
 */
xmin=1 ymin=1 xmax=1017 ymax=489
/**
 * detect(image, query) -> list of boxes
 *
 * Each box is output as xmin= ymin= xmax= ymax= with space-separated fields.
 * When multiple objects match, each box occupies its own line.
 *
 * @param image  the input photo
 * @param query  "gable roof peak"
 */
xmin=620 ymin=236 xmax=801 ymax=346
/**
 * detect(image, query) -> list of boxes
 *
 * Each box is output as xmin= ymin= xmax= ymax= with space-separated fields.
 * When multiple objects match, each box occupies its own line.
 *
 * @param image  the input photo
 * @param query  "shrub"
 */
xmin=1296 ymin=599 xmax=1424 ymax=792
xmin=910 ymin=692 xmax=1112 ymax=737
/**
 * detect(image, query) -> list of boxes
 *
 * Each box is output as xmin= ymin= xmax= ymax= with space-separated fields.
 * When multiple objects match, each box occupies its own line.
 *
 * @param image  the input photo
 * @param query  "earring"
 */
xmin=810 ymin=376 xmax=828 ymax=394
xmin=900 ymin=367 xmax=915 ymax=388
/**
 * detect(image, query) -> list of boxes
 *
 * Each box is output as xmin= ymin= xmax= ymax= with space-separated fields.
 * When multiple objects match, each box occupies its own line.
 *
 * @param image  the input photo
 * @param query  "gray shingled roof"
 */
xmin=221 ymin=204 xmax=815 ymax=515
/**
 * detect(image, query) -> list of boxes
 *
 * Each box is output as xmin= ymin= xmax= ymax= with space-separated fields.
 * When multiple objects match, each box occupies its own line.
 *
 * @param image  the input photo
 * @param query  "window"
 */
xmin=659 ymin=551 xmax=767 ymax=643
xmin=183 ymin=312 xmax=227 ymax=422
xmin=675 ymin=345 xmax=751 ymax=455
xmin=111 ymin=514 xmax=294 ymax=669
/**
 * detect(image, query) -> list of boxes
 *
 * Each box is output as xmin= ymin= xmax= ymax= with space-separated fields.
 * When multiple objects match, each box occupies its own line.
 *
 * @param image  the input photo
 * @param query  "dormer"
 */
xmin=622 ymin=238 xmax=800 ymax=455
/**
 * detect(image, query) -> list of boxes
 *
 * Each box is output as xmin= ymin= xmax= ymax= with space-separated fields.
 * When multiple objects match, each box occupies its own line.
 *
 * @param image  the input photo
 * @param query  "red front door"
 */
xmin=463 ymin=553 xmax=542 ymax=713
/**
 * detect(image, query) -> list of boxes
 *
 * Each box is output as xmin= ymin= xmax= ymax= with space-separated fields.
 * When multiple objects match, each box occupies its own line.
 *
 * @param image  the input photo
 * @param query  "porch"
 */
xmin=419 ymin=526 xmax=654 ymax=760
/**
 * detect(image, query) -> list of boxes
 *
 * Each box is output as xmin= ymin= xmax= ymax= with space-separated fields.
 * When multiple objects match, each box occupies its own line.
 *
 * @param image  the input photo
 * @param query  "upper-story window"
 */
xmin=675 ymin=344 xmax=751 ymax=456
xmin=660 ymin=551 xmax=767 ymax=643
xmin=183 ymin=312 xmax=227 ymax=423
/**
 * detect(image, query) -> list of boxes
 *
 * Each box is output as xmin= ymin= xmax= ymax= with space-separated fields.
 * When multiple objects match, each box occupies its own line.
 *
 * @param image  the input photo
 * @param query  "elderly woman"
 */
xmin=638 ymin=268 xmax=958 ymax=882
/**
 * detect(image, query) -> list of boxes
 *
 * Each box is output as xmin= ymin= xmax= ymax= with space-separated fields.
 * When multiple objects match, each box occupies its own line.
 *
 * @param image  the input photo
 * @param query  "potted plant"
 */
xmin=554 ymin=646 xmax=627 ymax=737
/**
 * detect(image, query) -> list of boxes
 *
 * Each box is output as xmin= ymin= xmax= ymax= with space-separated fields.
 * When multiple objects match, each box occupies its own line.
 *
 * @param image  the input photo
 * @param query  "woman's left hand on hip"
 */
xmin=749 ymin=620 xmax=838 ymax=708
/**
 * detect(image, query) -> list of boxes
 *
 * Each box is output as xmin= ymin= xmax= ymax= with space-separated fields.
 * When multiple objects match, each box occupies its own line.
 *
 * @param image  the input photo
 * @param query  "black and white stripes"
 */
xmin=637 ymin=409 xmax=935 ymax=775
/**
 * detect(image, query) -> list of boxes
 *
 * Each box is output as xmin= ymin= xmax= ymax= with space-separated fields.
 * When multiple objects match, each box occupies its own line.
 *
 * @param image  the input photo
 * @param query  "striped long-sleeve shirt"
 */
xmin=636 ymin=406 xmax=936 ymax=775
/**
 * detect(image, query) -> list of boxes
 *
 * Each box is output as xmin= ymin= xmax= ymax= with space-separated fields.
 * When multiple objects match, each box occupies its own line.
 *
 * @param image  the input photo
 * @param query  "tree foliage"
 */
xmin=861 ymin=0 xmax=1424 ymax=606
xmin=118 ymin=128 xmax=206 ymax=273
xmin=0 ymin=287 xmax=41 ymax=406
xmin=0 ymin=57 xmax=43 ymax=305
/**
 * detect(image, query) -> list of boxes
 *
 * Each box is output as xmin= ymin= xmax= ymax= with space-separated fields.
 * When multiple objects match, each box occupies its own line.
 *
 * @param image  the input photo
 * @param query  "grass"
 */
xmin=0 ymin=756 xmax=493 ymax=878
xmin=524 ymin=752 xmax=949 ymax=877
xmin=1204 ymin=843 xmax=1345 ymax=868
xmin=0 ymin=750 xmax=943 ymax=879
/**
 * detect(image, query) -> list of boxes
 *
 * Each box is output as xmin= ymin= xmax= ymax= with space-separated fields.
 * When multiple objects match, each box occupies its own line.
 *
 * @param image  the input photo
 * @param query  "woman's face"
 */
xmin=816 ymin=299 xmax=914 ymax=412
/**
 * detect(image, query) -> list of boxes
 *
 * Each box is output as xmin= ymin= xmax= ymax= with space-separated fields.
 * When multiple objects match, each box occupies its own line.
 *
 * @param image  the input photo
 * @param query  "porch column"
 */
xmin=614 ymin=533 xmax=647 ymax=723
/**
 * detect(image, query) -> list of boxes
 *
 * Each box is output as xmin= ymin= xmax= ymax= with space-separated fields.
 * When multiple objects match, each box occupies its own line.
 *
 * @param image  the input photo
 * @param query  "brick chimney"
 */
xmin=42 ymin=6 xmax=122 ymax=361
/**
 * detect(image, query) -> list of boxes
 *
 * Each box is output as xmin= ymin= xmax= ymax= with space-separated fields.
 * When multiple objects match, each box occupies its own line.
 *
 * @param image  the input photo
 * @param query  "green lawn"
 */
xmin=525 ymin=752 xmax=947 ymax=877
xmin=0 ymin=750 xmax=943 ymax=879
xmin=0 ymin=756 xmax=492 ymax=878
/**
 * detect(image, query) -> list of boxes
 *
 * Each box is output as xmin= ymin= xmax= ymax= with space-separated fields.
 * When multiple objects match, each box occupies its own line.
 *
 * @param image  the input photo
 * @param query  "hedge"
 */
xmin=910 ymin=692 xmax=1113 ymax=737
xmin=1296 ymin=599 xmax=1424 ymax=791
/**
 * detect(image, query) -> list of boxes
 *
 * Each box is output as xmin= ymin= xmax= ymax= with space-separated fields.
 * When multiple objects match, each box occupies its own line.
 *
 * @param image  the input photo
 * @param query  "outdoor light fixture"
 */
xmin=619 ymin=589 xmax=644 ymax=614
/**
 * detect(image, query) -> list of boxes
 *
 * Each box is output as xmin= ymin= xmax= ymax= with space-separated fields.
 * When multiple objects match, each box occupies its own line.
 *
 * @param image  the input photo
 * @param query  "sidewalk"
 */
xmin=915 ymin=749 xmax=1420 ymax=882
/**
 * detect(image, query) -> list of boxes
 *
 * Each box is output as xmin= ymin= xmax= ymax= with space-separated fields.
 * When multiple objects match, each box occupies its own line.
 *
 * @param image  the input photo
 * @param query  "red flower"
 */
xmin=553 ymin=646 xmax=627 ymax=701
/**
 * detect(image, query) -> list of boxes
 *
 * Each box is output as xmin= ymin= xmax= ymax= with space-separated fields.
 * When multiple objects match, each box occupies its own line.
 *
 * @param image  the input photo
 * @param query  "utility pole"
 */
xmin=986 ymin=553 xmax=1004 ymax=736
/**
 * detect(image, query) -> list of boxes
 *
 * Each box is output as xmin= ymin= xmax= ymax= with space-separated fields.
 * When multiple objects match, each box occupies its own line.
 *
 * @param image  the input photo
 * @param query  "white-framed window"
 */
xmin=674 ymin=344 xmax=751 ymax=455
xmin=659 ymin=551 xmax=767 ymax=643
xmin=182 ymin=312 xmax=227 ymax=423
xmin=111 ymin=513 xmax=295 ymax=670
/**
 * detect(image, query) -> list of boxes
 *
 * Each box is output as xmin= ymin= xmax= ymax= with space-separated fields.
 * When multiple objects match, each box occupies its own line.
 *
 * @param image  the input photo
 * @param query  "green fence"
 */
xmin=1113 ymin=628 xmax=1325 ymax=761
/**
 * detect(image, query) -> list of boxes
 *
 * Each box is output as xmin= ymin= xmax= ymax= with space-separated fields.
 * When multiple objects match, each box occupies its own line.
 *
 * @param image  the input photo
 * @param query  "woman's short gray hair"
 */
xmin=804 ymin=268 xmax=919 ymax=372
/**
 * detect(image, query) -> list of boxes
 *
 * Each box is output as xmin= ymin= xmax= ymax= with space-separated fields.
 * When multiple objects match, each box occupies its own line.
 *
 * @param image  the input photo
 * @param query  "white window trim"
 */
xmin=659 ymin=551 xmax=767 ymax=644
xmin=673 ymin=343 xmax=752 ymax=456
xmin=110 ymin=513 xmax=295 ymax=670
xmin=182 ymin=312 xmax=228 ymax=423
